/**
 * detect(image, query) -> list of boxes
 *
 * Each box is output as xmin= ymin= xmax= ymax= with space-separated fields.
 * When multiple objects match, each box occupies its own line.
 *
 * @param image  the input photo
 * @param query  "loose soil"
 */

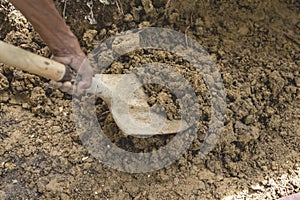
xmin=0 ymin=0 xmax=299 ymax=199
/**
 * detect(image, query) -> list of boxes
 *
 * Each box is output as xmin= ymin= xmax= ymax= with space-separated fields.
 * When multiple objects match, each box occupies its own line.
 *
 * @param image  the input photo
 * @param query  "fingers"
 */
xmin=50 ymin=80 xmax=73 ymax=94
xmin=51 ymin=54 xmax=93 ymax=95
xmin=76 ymin=57 xmax=93 ymax=95
xmin=50 ymin=80 xmax=62 ymax=88
xmin=50 ymin=77 xmax=92 ymax=95
xmin=76 ymin=80 xmax=91 ymax=95
xmin=61 ymin=82 xmax=73 ymax=94
xmin=78 ymin=59 xmax=93 ymax=86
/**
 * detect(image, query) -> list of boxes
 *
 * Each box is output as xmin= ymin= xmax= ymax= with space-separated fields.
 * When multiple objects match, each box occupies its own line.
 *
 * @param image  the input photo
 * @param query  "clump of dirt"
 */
xmin=0 ymin=0 xmax=299 ymax=199
xmin=224 ymin=167 xmax=300 ymax=199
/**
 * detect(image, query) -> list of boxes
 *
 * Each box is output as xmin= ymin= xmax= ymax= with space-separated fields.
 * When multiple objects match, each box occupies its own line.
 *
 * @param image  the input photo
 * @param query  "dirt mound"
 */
xmin=0 ymin=0 xmax=299 ymax=199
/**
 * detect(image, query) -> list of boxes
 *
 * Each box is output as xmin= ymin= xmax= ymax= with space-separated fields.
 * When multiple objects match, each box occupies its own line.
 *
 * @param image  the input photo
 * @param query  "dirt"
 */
xmin=0 ymin=0 xmax=299 ymax=199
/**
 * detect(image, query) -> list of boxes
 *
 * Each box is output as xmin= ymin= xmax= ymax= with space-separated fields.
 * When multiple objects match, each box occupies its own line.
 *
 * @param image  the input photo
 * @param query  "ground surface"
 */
xmin=0 ymin=0 xmax=299 ymax=199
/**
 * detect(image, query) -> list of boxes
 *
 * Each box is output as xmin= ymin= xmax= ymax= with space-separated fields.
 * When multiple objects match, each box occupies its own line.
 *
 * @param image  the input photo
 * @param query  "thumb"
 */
xmin=76 ymin=58 xmax=93 ymax=94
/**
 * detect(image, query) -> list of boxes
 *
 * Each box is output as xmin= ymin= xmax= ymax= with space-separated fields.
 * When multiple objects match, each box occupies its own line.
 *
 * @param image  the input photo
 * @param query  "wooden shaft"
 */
xmin=0 ymin=40 xmax=67 ymax=81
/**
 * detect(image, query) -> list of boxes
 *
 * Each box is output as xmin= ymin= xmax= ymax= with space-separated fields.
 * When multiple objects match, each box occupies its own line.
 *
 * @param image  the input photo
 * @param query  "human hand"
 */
xmin=9 ymin=0 xmax=93 ymax=95
xmin=50 ymin=53 xmax=93 ymax=95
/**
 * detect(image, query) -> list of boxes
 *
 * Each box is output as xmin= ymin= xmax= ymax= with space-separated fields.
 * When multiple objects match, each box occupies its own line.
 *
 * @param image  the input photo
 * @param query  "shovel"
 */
xmin=0 ymin=40 xmax=188 ymax=136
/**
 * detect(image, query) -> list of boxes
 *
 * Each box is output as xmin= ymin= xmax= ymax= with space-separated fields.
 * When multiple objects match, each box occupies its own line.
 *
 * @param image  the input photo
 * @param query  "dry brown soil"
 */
xmin=0 ymin=0 xmax=299 ymax=199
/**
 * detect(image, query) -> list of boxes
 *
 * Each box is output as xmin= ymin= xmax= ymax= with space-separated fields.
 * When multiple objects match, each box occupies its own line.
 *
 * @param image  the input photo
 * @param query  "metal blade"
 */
xmin=86 ymin=74 xmax=188 ymax=135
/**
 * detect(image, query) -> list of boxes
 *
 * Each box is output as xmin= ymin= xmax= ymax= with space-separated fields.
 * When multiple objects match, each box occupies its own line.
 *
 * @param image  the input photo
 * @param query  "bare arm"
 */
xmin=9 ymin=0 xmax=93 ymax=94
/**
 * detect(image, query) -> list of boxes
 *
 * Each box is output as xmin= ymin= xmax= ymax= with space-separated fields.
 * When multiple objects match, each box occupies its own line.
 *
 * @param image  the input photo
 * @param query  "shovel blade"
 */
xmin=87 ymin=74 xmax=189 ymax=136
xmin=111 ymin=97 xmax=189 ymax=136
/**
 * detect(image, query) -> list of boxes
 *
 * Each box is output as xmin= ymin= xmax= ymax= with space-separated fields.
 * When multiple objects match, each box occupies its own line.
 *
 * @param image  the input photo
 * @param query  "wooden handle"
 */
xmin=0 ymin=40 xmax=71 ymax=81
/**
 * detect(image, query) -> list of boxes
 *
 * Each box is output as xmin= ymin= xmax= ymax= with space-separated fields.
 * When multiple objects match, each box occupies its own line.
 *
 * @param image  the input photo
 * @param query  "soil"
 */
xmin=0 ymin=0 xmax=299 ymax=199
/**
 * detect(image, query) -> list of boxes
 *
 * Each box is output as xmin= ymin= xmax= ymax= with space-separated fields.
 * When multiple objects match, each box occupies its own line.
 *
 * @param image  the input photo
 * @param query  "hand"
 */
xmin=50 ymin=53 xmax=93 ymax=95
xmin=9 ymin=0 xmax=93 ymax=95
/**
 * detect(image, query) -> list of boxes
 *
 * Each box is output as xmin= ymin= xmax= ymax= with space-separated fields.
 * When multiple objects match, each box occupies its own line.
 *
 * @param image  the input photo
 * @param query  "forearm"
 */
xmin=9 ymin=0 xmax=83 ymax=57
xmin=8 ymin=0 xmax=93 ymax=94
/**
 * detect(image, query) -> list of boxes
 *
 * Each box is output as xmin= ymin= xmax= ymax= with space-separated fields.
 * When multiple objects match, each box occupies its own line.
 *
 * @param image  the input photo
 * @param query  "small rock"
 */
xmin=244 ymin=115 xmax=255 ymax=124
xmin=235 ymin=121 xmax=249 ymax=130
xmin=5 ymin=162 xmax=16 ymax=170
xmin=60 ymin=193 xmax=71 ymax=200
xmin=269 ymin=70 xmax=285 ymax=96
xmin=195 ymin=18 xmax=204 ymax=26
xmin=99 ymin=28 xmax=107 ymax=38
xmin=148 ymin=194 xmax=155 ymax=200
xmin=22 ymin=102 xmax=30 ymax=109
xmin=46 ymin=179 xmax=62 ymax=193
xmin=0 ymin=190 xmax=6 ymax=199
xmin=250 ymin=126 xmax=260 ymax=140
xmin=268 ymin=178 xmax=277 ymax=187
xmin=141 ymin=0 xmax=154 ymax=14
xmin=238 ymin=26 xmax=249 ymax=36
xmin=138 ymin=21 xmax=150 ymax=28
xmin=174 ymin=177 xmax=179 ymax=185
xmin=262 ymin=180 xmax=268 ymax=185
xmin=159 ymin=172 xmax=169 ymax=181
xmin=223 ymin=196 xmax=234 ymax=200
xmin=37 ymin=180 xmax=47 ymax=193
xmin=251 ymin=183 xmax=265 ymax=191
xmin=131 ymin=6 xmax=143 ymax=21
xmin=0 ymin=92 xmax=9 ymax=102
xmin=169 ymin=13 xmax=179 ymax=24
xmin=9 ymin=96 xmax=20 ymax=105
xmin=82 ymin=156 xmax=89 ymax=161
xmin=83 ymin=29 xmax=98 ymax=46
xmin=265 ymin=107 xmax=275 ymax=115
xmin=124 ymin=13 xmax=133 ymax=22
xmin=0 ymin=74 xmax=9 ymax=91
xmin=295 ymin=78 xmax=300 ymax=87
xmin=197 ymin=181 xmax=206 ymax=190
xmin=296 ymin=21 xmax=300 ymax=29
xmin=261 ymin=166 xmax=268 ymax=172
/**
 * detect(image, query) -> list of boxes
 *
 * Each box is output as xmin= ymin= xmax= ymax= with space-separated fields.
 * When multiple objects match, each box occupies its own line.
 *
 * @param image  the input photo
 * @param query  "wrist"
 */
xmin=50 ymin=32 xmax=83 ymax=58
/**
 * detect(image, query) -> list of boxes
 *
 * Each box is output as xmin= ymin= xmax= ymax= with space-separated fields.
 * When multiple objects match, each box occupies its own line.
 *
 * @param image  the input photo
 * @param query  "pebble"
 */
xmin=296 ymin=22 xmax=300 ymax=29
xmin=174 ymin=177 xmax=179 ymax=185
xmin=0 ymin=190 xmax=6 ymax=199
xmin=138 ymin=21 xmax=150 ymax=28
xmin=82 ymin=156 xmax=89 ymax=161
xmin=124 ymin=13 xmax=134 ymax=22
xmin=244 ymin=115 xmax=255 ymax=124
xmin=251 ymin=184 xmax=265 ymax=191
xmin=99 ymin=28 xmax=107 ymax=38
xmin=238 ymin=26 xmax=249 ymax=36
xmin=295 ymin=78 xmax=300 ymax=87
xmin=141 ymin=0 xmax=154 ymax=14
